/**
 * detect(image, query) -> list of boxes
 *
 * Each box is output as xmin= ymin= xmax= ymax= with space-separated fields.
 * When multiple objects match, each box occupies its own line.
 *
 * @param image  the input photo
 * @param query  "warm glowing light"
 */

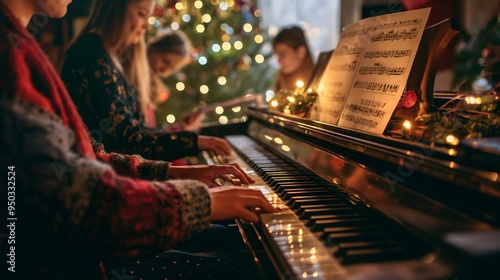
xmin=254 ymin=34 xmax=264 ymax=43
xmin=198 ymin=56 xmax=208 ymax=65
xmin=219 ymin=2 xmax=228 ymax=10
xmin=202 ymin=14 xmax=212 ymax=23
xmin=243 ymin=23 xmax=253 ymax=32
xmin=175 ymin=2 xmax=184 ymax=10
xmin=296 ymin=80 xmax=304 ymax=88
xmin=232 ymin=106 xmax=241 ymax=112
xmin=264 ymin=135 xmax=273 ymax=141
xmin=403 ymin=120 xmax=411 ymax=130
xmin=265 ymin=90 xmax=275 ymax=102
xmin=148 ymin=17 xmax=156 ymax=25
xmin=219 ymin=116 xmax=228 ymax=124
xmin=222 ymin=42 xmax=231 ymax=51
xmin=234 ymin=41 xmax=243 ymax=50
xmin=196 ymin=24 xmax=205 ymax=33
xmin=254 ymin=8 xmax=261 ymax=17
xmin=194 ymin=0 xmax=203 ymax=9
xmin=274 ymin=137 xmax=283 ymax=144
xmin=175 ymin=82 xmax=185 ymax=91
xmin=171 ymin=22 xmax=179 ymax=30
xmin=287 ymin=96 xmax=296 ymax=103
xmin=227 ymin=0 xmax=235 ymax=7
xmin=270 ymin=100 xmax=278 ymax=107
xmin=281 ymin=145 xmax=291 ymax=152
xmin=217 ymin=76 xmax=227 ymax=85
xmin=212 ymin=44 xmax=221 ymax=53
xmin=221 ymin=34 xmax=230 ymax=41
xmin=200 ymin=85 xmax=209 ymax=94
xmin=448 ymin=149 xmax=457 ymax=156
xmin=446 ymin=134 xmax=460 ymax=146
xmin=182 ymin=14 xmax=191 ymax=22
xmin=166 ymin=114 xmax=176 ymax=123
xmin=215 ymin=106 xmax=224 ymax=114
xmin=255 ymin=54 xmax=264 ymax=64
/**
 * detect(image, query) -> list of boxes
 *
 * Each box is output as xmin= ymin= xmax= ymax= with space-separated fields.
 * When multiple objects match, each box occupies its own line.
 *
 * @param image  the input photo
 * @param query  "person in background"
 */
xmin=0 ymin=0 xmax=276 ymax=279
xmin=272 ymin=25 xmax=316 ymax=91
xmin=147 ymin=29 xmax=205 ymax=131
xmin=61 ymin=0 xmax=230 ymax=161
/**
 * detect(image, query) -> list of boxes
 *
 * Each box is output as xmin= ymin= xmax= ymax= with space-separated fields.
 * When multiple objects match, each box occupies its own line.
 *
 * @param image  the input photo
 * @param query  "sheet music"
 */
xmin=309 ymin=21 xmax=372 ymax=123
xmin=309 ymin=8 xmax=430 ymax=134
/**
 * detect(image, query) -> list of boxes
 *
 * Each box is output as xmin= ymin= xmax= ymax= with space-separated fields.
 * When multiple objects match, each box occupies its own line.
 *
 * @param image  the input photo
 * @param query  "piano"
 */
xmin=200 ymin=18 xmax=500 ymax=280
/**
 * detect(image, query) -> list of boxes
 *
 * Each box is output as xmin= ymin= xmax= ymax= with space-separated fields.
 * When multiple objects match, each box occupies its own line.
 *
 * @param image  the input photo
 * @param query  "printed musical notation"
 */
xmin=358 ymin=63 xmax=406 ymax=76
xmin=333 ymin=44 xmax=364 ymax=56
xmin=329 ymin=61 xmax=358 ymax=72
xmin=341 ymin=114 xmax=379 ymax=128
xmin=308 ymin=8 xmax=430 ymax=134
xmin=342 ymin=26 xmax=373 ymax=38
xmin=371 ymin=28 xmax=418 ymax=43
xmin=373 ymin=19 xmax=423 ymax=31
xmin=353 ymin=80 xmax=400 ymax=93
xmin=364 ymin=50 xmax=412 ymax=59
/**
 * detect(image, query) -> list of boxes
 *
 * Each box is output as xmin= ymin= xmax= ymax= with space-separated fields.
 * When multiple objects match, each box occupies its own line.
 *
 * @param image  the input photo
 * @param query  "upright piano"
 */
xmin=200 ymin=18 xmax=500 ymax=280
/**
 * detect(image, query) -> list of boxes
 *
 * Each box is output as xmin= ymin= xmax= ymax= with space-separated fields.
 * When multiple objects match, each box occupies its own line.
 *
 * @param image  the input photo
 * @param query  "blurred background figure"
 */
xmin=147 ymin=30 xmax=205 ymax=131
xmin=272 ymin=26 xmax=316 ymax=91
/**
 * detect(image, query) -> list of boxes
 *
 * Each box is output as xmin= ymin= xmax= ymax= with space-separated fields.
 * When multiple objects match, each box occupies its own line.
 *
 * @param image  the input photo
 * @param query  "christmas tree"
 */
xmin=150 ymin=0 xmax=276 ymax=127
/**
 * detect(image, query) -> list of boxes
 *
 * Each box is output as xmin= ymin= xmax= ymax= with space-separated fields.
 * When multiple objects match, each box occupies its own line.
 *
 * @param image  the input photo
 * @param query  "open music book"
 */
xmin=308 ymin=8 xmax=431 ymax=134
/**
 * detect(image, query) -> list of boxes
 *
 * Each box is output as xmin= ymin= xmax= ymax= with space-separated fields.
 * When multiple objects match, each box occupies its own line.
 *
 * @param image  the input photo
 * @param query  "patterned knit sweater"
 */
xmin=0 ymin=3 xmax=211 ymax=279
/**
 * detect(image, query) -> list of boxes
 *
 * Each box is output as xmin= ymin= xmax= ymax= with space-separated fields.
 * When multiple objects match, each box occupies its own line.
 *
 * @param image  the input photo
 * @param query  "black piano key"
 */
xmin=289 ymin=197 xmax=342 ymax=208
xmin=340 ymin=247 xmax=412 ymax=264
xmin=263 ymin=171 xmax=304 ymax=181
xmin=257 ymin=167 xmax=297 ymax=176
xmin=325 ymin=231 xmax=387 ymax=246
xmin=332 ymin=240 xmax=400 ymax=256
xmin=319 ymin=226 xmax=380 ymax=239
xmin=310 ymin=218 xmax=368 ymax=232
xmin=296 ymin=204 xmax=345 ymax=215
xmin=276 ymin=183 xmax=329 ymax=193
xmin=282 ymin=190 xmax=333 ymax=200
xmin=299 ymin=207 xmax=358 ymax=219
xmin=279 ymin=189 xmax=328 ymax=199
xmin=306 ymin=213 xmax=363 ymax=226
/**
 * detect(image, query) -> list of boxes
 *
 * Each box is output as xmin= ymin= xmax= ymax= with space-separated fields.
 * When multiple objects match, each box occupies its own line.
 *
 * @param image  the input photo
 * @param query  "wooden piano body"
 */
xmin=200 ymin=18 xmax=500 ymax=280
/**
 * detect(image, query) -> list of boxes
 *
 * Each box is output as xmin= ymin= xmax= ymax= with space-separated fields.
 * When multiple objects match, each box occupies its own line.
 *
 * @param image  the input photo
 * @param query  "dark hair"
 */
xmin=272 ymin=26 xmax=311 ymax=56
xmin=148 ymin=31 xmax=190 ymax=57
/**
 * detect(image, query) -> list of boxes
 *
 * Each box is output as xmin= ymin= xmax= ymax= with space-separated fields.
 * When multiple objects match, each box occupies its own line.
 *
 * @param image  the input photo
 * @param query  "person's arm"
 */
xmin=1 ymin=99 xmax=211 ymax=259
xmin=92 ymin=139 xmax=170 ymax=181
xmin=61 ymin=42 xmax=198 ymax=161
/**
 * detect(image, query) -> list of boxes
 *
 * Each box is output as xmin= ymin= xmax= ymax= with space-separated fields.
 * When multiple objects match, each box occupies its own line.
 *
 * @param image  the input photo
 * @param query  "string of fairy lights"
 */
xmin=148 ymin=0 xmax=273 ymax=126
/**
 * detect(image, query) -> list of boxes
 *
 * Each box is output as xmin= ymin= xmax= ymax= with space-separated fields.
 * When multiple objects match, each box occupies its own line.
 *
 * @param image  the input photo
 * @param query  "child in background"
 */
xmin=147 ymin=30 xmax=205 ymax=131
xmin=272 ymin=26 xmax=316 ymax=91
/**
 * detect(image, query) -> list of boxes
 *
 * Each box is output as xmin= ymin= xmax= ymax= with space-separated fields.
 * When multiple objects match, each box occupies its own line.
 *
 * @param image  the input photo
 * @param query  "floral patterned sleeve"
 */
xmin=92 ymin=139 xmax=170 ymax=181
xmin=61 ymin=33 xmax=198 ymax=161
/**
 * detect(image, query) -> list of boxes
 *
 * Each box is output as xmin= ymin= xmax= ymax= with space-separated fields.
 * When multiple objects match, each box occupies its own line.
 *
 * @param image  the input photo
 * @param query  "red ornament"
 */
xmin=154 ymin=7 xmax=164 ymax=18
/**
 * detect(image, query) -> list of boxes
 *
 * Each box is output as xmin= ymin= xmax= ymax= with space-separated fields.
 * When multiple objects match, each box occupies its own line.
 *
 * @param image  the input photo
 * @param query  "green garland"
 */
xmin=416 ymin=93 xmax=500 ymax=144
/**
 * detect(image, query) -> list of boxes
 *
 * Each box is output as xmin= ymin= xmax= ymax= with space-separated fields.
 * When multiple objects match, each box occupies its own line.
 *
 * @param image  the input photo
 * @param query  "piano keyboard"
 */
xmin=205 ymin=135 xmax=431 ymax=279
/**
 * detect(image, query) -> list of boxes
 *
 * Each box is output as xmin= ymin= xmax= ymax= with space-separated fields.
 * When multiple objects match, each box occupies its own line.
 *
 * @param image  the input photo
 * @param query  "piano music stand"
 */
xmin=387 ymin=18 xmax=460 ymax=136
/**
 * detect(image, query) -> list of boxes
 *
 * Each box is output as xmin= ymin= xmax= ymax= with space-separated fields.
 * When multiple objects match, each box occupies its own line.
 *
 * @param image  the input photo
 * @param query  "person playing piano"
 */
xmin=272 ymin=25 xmax=316 ymax=92
xmin=61 ymin=2 xmax=229 ymax=162
xmin=0 ymin=0 xmax=277 ymax=279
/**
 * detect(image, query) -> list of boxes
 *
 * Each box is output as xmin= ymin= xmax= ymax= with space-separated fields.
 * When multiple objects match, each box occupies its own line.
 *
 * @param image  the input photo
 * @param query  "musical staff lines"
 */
xmin=364 ymin=50 xmax=412 ymax=59
xmin=371 ymin=28 xmax=418 ymax=42
xmin=353 ymin=80 xmax=400 ymax=93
